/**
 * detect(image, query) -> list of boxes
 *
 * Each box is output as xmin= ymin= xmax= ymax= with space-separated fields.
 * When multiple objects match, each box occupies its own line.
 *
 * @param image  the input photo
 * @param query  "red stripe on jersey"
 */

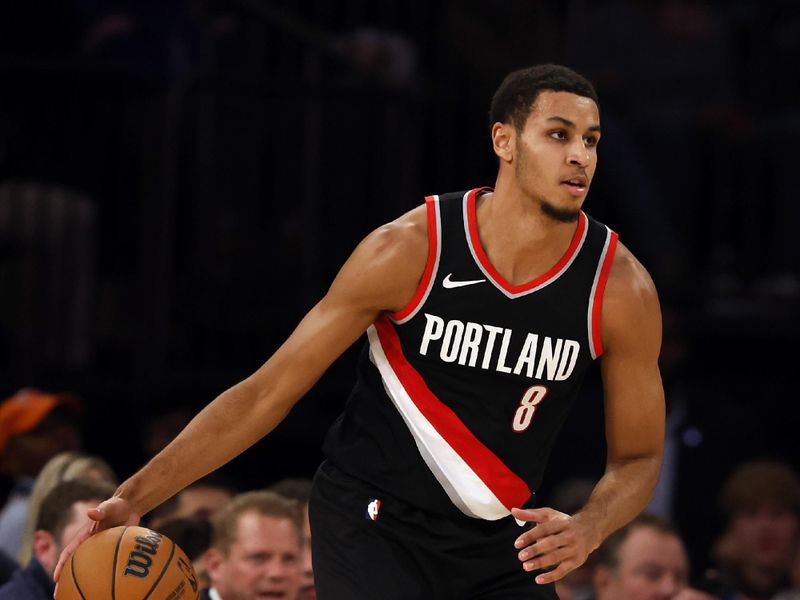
xmin=373 ymin=316 xmax=532 ymax=510
xmin=467 ymin=189 xmax=588 ymax=294
xmin=391 ymin=196 xmax=438 ymax=322
xmin=591 ymin=232 xmax=619 ymax=357
xmin=467 ymin=188 xmax=588 ymax=294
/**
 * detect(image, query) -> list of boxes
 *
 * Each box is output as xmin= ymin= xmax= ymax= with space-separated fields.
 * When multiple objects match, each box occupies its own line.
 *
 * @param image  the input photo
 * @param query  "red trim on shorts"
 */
xmin=373 ymin=316 xmax=532 ymax=511
xmin=467 ymin=189 xmax=588 ymax=294
xmin=390 ymin=196 xmax=438 ymax=322
xmin=591 ymin=232 xmax=619 ymax=357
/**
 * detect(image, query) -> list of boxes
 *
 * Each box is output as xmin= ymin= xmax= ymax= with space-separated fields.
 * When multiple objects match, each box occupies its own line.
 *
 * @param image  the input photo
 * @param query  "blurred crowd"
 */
xmin=0 ymin=1 xmax=798 ymax=599
xmin=0 ymin=387 xmax=797 ymax=599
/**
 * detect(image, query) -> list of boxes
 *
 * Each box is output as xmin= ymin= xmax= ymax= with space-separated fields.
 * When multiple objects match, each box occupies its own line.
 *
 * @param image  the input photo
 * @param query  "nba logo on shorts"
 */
xmin=365 ymin=498 xmax=381 ymax=521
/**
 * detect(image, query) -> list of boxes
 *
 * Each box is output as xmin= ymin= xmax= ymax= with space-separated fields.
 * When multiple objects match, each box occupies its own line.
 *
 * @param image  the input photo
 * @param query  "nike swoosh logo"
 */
xmin=442 ymin=273 xmax=486 ymax=289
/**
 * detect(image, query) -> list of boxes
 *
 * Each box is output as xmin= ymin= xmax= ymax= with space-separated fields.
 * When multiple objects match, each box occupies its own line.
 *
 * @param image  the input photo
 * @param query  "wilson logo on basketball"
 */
xmin=123 ymin=531 xmax=163 ymax=578
xmin=177 ymin=557 xmax=198 ymax=592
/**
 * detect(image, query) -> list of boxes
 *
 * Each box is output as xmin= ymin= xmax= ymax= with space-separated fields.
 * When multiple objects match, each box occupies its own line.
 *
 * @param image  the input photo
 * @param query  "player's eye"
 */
xmin=584 ymin=135 xmax=598 ymax=147
xmin=549 ymin=130 xmax=567 ymax=141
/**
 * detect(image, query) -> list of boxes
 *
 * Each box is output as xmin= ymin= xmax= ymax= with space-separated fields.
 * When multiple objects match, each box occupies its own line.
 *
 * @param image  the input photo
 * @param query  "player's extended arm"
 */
xmin=54 ymin=205 xmax=429 ymax=582
xmin=511 ymin=242 xmax=665 ymax=584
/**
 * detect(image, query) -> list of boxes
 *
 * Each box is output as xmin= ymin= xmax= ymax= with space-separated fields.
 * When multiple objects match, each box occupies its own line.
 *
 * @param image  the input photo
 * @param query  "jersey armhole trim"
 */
xmin=389 ymin=196 xmax=441 ymax=324
xmin=588 ymin=228 xmax=619 ymax=359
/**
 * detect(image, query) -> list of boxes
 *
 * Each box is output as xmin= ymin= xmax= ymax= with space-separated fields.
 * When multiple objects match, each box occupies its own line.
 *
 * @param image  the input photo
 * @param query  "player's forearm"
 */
xmin=114 ymin=375 xmax=292 ymax=516
xmin=572 ymin=453 xmax=661 ymax=551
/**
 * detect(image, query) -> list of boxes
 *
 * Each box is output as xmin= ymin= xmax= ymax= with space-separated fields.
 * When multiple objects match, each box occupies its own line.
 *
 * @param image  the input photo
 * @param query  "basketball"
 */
xmin=56 ymin=525 xmax=199 ymax=600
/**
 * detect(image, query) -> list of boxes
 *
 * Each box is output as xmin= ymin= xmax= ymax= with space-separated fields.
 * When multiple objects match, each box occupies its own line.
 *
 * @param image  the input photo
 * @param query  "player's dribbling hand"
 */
xmin=511 ymin=507 xmax=598 ymax=585
xmin=53 ymin=496 xmax=141 ymax=584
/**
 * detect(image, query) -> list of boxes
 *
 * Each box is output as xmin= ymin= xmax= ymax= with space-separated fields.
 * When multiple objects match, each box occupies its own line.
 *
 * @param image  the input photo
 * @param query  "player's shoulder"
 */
xmin=364 ymin=203 xmax=429 ymax=262
xmin=599 ymin=241 xmax=662 ymax=355
xmin=330 ymin=202 xmax=429 ymax=313
xmin=605 ymin=241 xmax=658 ymax=305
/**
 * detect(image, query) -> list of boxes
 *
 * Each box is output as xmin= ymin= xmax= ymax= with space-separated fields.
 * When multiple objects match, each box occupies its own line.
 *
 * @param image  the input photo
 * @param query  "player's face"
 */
xmin=513 ymin=91 xmax=600 ymax=222
xmin=596 ymin=527 xmax=688 ymax=600
xmin=210 ymin=512 xmax=301 ymax=600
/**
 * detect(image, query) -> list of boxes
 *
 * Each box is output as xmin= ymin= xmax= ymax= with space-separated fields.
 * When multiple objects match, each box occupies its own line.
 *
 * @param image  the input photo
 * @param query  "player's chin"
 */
xmin=541 ymin=199 xmax=581 ymax=223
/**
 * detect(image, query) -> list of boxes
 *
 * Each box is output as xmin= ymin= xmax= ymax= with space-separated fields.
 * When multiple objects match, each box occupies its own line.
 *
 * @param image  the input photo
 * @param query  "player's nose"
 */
xmin=566 ymin=140 xmax=590 ymax=167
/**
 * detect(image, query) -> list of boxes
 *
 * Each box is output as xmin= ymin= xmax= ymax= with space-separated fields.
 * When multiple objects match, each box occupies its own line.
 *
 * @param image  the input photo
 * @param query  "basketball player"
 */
xmin=57 ymin=64 xmax=665 ymax=598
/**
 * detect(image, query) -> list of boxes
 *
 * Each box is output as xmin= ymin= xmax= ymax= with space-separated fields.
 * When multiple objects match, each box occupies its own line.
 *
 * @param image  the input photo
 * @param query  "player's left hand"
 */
xmin=511 ymin=507 xmax=598 ymax=585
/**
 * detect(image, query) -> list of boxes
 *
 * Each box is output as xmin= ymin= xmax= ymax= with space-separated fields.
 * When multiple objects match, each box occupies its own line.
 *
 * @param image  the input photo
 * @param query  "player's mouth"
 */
xmin=560 ymin=176 xmax=588 ymax=197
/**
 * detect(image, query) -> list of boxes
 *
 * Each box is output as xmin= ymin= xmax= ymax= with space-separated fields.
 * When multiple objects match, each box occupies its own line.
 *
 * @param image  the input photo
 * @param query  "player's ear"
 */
xmin=492 ymin=122 xmax=515 ymax=163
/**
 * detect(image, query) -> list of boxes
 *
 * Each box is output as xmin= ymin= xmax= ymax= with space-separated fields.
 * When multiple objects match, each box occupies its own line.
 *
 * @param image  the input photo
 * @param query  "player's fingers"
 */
xmin=521 ymin=545 xmax=571 ymax=572
xmin=87 ymin=497 xmax=140 ymax=531
xmin=533 ymin=559 xmax=574 ymax=584
xmin=511 ymin=507 xmax=555 ymax=523
xmin=513 ymin=518 xmax=567 ymax=549
xmin=517 ymin=532 xmax=563 ymax=561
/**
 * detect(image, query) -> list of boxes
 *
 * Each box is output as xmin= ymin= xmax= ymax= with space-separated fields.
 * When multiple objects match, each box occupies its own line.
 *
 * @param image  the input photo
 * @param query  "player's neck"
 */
xmin=485 ymin=178 xmax=578 ymax=246
xmin=475 ymin=184 xmax=580 ymax=286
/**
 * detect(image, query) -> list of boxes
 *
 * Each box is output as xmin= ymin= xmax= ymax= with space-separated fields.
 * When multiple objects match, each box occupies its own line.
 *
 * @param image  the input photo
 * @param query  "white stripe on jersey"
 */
xmin=366 ymin=325 xmax=510 ymax=520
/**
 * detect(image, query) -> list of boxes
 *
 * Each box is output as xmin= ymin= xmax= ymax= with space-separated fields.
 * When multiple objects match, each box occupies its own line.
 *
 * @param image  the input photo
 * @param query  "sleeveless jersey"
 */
xmin=323 ymin=188 xmax=619 ymax=521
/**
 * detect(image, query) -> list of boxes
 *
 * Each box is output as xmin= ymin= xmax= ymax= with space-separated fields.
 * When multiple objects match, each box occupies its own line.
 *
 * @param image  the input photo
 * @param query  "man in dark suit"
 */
xmin=0 ymin=478 xmax=113 ymax=600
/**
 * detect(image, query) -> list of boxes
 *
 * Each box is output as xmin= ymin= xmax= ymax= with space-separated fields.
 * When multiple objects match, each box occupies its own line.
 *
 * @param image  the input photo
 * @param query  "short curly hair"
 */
xmin=489 ymin=64 xmax=599 ymax=132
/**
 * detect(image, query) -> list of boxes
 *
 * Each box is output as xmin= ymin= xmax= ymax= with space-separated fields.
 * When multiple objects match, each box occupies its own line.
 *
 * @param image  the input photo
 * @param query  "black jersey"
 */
xmin=323 ymin=188 xmax=618 ymax=521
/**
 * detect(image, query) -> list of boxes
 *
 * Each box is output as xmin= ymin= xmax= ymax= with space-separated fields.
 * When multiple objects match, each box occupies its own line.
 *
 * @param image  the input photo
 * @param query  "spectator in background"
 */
xmin=0 ymin=554 xmax=15 ymax=589
xmin=203 ymin=490 xmax=302 ymax=600
xmin=592 ymin=513 xmax=716 ymax=600
xmin=157 ymin=516 xmax=213 ymax=590
xmin=146 ymin=473 xmax=234 ymax=530
xmin=550 ymin=477 xmax=597 ymax=600
xmin=269 ymin=478 xmax=314 ymax=600
xmin=0 ymin=389 xmax=82 ymax=561
xmin=774 ymin=543 xmax=800 ymax=600
xmin=0 ymin=478 xmax=114 ymax=600
xmin=712 ymin=460 xmax=800 ymax=600
xmin=17 ymin=451 xmax=116 ymax=567
xmin=141 ymin=407 xmax=195 ymax=461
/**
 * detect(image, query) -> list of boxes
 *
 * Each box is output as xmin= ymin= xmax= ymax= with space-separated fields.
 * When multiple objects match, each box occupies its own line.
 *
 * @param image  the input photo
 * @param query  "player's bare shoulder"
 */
xmin=600 ymin=242 xmax=662 ymax=354
xmin=327 ymin=204 xmax=430 ymax=314
xmin=370 ymin=204 xmax=429 ymax=266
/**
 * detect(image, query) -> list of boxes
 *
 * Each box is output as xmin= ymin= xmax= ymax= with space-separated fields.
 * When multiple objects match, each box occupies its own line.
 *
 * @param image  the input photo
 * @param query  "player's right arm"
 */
xmin=55 ymin=204 xmax=430 ymax=581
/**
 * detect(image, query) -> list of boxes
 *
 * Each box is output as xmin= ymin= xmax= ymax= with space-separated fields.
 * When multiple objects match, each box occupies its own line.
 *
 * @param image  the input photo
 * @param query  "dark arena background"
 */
xmin=1 ymin=0 xmax=798 ymax=583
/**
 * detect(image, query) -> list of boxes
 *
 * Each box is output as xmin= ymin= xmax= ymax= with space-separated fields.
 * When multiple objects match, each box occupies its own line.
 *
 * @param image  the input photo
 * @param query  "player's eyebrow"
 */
xmin=546 ymin=116 xmax=601 ymax=133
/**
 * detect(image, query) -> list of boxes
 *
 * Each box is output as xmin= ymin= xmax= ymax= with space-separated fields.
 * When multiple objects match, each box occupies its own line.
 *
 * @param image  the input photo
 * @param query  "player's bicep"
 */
xmin=599 ymin=246 xmax=665 ymax=461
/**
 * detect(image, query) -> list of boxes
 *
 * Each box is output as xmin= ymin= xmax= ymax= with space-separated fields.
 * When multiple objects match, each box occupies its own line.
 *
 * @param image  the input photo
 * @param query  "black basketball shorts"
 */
xmin=309 ymin=461 xmax=558 ymax=599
